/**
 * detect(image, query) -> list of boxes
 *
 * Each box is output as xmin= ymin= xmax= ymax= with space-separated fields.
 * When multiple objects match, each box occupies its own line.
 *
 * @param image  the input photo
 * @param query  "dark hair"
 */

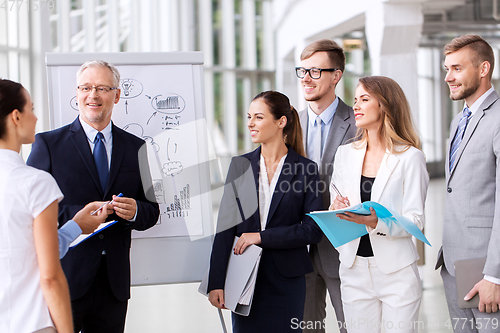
xmin=252 ymin=91 xmax=305 ymax=157
xmin=301 ymin=39 xmax=346 ymax=73
xmin=355 ymin=76 xmax=421 ymax=153
xmin=444 ymin=34 xmax=495 ymax=80
xmin=0 ymin=79 xmax=26 ymax=140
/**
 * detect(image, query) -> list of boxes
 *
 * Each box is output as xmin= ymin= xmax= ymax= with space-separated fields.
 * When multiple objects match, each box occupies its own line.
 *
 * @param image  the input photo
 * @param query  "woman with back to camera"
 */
xmin=0 ymin=79 xmax=106 ymax=333
xmin=330 ymin=76 xmax=429 ymax=333
xmin=207 ymin=91 xmax=324 ymax=333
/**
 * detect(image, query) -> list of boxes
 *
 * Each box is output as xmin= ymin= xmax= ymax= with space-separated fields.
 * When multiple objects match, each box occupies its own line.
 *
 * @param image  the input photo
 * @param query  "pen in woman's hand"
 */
xmin=330 ymin=183 xmax=343 ymax=197
xmin=331 ymin=183 xmax=350 ymax=207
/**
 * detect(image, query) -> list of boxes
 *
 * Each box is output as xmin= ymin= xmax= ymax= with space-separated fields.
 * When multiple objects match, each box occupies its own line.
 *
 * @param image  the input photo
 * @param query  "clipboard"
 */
xmin=454 ymin=257 xmax=486 ymax=309
xmin=199 ymin=236 xmax=262 ymax=316
xmin=69 ymin=220 xmax=118 ymax=248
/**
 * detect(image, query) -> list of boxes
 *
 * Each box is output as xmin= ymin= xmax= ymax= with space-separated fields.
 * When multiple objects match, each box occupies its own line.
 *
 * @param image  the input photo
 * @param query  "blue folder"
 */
xmin=307 ymin=201 xmax=431 ymax=248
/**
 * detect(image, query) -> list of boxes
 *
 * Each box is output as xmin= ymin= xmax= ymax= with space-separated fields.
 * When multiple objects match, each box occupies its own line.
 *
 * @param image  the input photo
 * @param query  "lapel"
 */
xmin=448 ymin=91 xmax=499 ymax=180
xmin=265 ymin=147 xmax=299 ymax=227
xmin=68 ymin=118 xmax=103 ymax=196
xmin=107 ymin=123 xmax=125 ymax=196
xmin=321 ymin=99 xmax=353 ymax=170
xmin=245 ymin=147 xmax=261 ymax=229
xmin=346 ymin=145 xmax=365 ymax=204
xmin=371 ymin=150 xmax=400 ymax=203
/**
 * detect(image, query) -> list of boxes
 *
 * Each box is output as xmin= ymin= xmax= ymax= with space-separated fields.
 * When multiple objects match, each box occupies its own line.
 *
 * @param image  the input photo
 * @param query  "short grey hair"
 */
xmin=76 ymin=60 xmax=121 ymax=87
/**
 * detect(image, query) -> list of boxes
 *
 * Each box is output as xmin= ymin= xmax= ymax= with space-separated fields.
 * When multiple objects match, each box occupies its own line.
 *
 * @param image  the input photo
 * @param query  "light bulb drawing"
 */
xmin=121 ymin=80 xmax=132 ymax=96
xmin=119 ymin=78 xmax=143 ymax=99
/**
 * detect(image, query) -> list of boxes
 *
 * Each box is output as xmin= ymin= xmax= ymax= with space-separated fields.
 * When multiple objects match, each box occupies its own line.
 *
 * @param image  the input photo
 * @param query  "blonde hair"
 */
xmin=354 ymin=76 xmax=421 ymax=153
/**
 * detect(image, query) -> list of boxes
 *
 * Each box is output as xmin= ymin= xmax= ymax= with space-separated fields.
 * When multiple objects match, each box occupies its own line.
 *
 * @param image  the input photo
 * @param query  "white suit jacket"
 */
xmin=331 ymin=143 xmax=429 ymax=274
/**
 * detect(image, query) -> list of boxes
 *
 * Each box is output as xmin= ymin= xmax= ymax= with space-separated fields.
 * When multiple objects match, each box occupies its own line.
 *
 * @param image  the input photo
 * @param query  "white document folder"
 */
xmin=199 ymin=236 xmax=262 ymax=316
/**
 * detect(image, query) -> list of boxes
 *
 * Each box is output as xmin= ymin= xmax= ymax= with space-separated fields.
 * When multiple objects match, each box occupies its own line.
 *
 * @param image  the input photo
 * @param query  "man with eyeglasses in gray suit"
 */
xmin=297 ymin=39 xmax=356 ymax=333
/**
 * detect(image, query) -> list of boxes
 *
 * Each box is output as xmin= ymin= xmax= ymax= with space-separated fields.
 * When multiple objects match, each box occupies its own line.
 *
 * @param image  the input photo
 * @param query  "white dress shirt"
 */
xmin=306 ymin=97 xmax=338 ymax=163
xmin=258 ymin=154 xmax=287 ymax=230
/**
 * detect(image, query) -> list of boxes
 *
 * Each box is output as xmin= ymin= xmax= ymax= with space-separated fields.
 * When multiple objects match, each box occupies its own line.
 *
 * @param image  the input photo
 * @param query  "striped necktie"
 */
xmin=449 ymin=107 xmax=472 ymax=172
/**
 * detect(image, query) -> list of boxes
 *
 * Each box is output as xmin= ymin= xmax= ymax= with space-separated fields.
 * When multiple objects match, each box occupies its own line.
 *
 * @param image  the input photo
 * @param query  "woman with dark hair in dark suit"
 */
xmin=207 ymin=91 xmax=324 ymax=333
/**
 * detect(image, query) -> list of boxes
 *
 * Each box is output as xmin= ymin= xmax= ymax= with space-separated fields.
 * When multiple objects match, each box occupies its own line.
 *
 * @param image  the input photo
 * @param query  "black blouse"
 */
xmin=356 ymin=175 xmax=375 ymax=257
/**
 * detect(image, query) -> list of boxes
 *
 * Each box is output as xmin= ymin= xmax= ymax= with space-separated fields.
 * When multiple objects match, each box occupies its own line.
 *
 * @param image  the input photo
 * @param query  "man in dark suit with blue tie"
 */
xmin=27 ymin=60 xmax=159 ymax=333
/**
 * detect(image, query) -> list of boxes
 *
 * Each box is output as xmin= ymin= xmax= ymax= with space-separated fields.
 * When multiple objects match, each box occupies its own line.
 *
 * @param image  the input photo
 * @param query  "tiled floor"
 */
xmin=124 ymin=178 xmax=452 ymax=332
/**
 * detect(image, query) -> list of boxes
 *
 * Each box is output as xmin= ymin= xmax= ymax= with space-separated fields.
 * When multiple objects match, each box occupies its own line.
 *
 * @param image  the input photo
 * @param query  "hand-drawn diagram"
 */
xmin=120 ymin=79 xmax=143 ymax=99
xmin=53 ymin=64 xmax=206 ymax=239
xmin=162 ymin=137 xmax=183 ymax=176
xmin=163 ymin=184 xmax=191 ymax=219
xmin=70 ymin=96 xmax=78 ymax=111
xmin=151 ymin=93 xmax=185 ymax=114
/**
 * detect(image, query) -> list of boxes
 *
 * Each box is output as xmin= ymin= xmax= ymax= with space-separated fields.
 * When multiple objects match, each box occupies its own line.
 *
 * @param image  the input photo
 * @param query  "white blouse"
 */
xmin=0 ymin=149 xmax=63 ymax=333
xmin=239 ymin=153 xmax=287 ymax=305
xmin=258 ymin=154 xmax=287 ymax=230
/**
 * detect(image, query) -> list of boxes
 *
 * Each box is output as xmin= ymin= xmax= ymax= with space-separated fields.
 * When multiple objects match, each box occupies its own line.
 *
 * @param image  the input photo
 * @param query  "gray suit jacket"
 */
xmin=299 ymin=98 xmax=357 ymax=278
xmin=436 ymin=90 xmax=500 ymax=279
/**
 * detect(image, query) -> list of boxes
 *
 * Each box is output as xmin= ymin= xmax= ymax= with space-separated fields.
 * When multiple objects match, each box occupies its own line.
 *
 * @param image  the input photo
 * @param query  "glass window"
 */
xmin=212 ymin=0 xmax=222 ymax=65
xmin=255 ymin=1 xmax=263 ymax=68
xmin=234 ymin=0 xmax=243 ymax=67
xmin=213 ymin=72 xmax=224 ymax=131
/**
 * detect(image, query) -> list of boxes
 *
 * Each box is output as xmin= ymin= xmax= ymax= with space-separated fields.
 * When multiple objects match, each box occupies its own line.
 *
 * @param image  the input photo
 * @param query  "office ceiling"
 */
xmin=422 ymin=0 xmax=500 ymax=45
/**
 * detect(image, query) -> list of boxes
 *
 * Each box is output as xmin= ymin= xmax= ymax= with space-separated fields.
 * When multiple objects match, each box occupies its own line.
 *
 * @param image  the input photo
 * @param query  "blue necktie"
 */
xmin=94 ymin=132 xmax=108 ymax=191
xmin=312 ymin=115 xmax=323 ymax=166
xmin=449 ymin=107 xmax=472 ymax=171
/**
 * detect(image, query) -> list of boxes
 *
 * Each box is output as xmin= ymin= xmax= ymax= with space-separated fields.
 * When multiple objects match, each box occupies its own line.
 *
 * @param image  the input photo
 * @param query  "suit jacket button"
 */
xmin=376 ymin=232 xmax=381 ymax=235
xmin=99 ymin=234 xmax=104 ymax=239
xmin=447 ymin=187 xmax=452 ymax=193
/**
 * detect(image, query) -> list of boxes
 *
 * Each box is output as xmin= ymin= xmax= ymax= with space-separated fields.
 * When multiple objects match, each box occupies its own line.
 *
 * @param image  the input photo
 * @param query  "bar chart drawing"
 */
xmin=164 ymin=184 xmax=191 ymax=219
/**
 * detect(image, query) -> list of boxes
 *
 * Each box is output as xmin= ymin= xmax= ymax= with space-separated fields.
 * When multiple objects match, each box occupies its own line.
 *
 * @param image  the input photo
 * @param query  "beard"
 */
xmin=304 ymin=95 xmax=322 ymax=102
xmin=450 ymin=75 xmax=481 ymax=101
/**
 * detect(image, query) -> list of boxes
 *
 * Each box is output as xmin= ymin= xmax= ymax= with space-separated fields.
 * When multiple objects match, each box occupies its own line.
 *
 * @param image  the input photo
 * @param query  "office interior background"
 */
xmin=3 ymin=0 xmax=500 ymax=332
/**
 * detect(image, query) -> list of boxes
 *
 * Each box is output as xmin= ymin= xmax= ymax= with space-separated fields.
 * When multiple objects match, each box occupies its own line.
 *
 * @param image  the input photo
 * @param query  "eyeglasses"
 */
xmin=77 ymin=85 xmax=118 ymax=94
xmin=295 ymin=67 xmax=338 ymax=79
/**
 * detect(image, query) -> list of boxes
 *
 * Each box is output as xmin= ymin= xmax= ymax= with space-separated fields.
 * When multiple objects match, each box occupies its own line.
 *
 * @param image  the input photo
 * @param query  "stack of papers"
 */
xmin=199 ymin=236 xmax=262 ymax=316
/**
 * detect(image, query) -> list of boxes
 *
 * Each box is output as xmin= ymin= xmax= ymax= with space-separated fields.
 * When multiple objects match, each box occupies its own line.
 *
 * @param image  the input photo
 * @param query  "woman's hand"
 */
xmin=233 ymin=232 xmax=261 ymax=255
xmin=336 ymin=207 xmax=378 ymax=229
xmin=208 ymin=289 xmax=226 ymax=309
xmin=329 ymin=195 xmax=350 ymax=210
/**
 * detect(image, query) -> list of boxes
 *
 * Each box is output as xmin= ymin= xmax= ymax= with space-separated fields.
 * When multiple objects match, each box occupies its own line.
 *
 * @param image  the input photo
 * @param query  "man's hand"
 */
xmin=111 ymin=195 xmax=137 ymax=220
xmin=72 ymin=202 xmax=112 ymax=234
xmin=465 ymin=278 xmax=500 ymax=313
xmin=208 ymin=289 xmax=226 ymax=309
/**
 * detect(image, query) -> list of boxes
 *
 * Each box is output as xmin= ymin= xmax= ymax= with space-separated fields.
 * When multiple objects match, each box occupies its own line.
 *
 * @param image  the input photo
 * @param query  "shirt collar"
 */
xmin=466 ymin=86 xmax=494 ymax=116
xmin=79 ymin=116 xmax=113 ymax=144
xmin=307 ymin=97 xmax=338 ymax=126
xmin=0 ymin=148 xmax=25 ymax=165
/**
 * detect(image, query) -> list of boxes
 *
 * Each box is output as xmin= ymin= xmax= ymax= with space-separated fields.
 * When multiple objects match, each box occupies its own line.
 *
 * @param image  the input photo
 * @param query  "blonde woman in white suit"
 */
xmin=330 ymin=76 xmax=429 ymax=333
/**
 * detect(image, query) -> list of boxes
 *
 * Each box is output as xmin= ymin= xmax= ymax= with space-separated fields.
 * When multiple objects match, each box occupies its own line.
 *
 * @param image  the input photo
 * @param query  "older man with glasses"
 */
xmin=28 ymin=60 xmax=159 ymax=333
xmin=296 ymin=39 xmax=357 ymax=333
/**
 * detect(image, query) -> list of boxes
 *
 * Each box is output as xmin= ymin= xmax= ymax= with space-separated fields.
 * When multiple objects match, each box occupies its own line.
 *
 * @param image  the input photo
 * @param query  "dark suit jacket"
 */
xmin=299 ymin=98 xmax=357 ymax=278
xmin=207 ymin=146 xmax=323 ymax=292
xmin=27 ymin=117 xmax=159 ymax=302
